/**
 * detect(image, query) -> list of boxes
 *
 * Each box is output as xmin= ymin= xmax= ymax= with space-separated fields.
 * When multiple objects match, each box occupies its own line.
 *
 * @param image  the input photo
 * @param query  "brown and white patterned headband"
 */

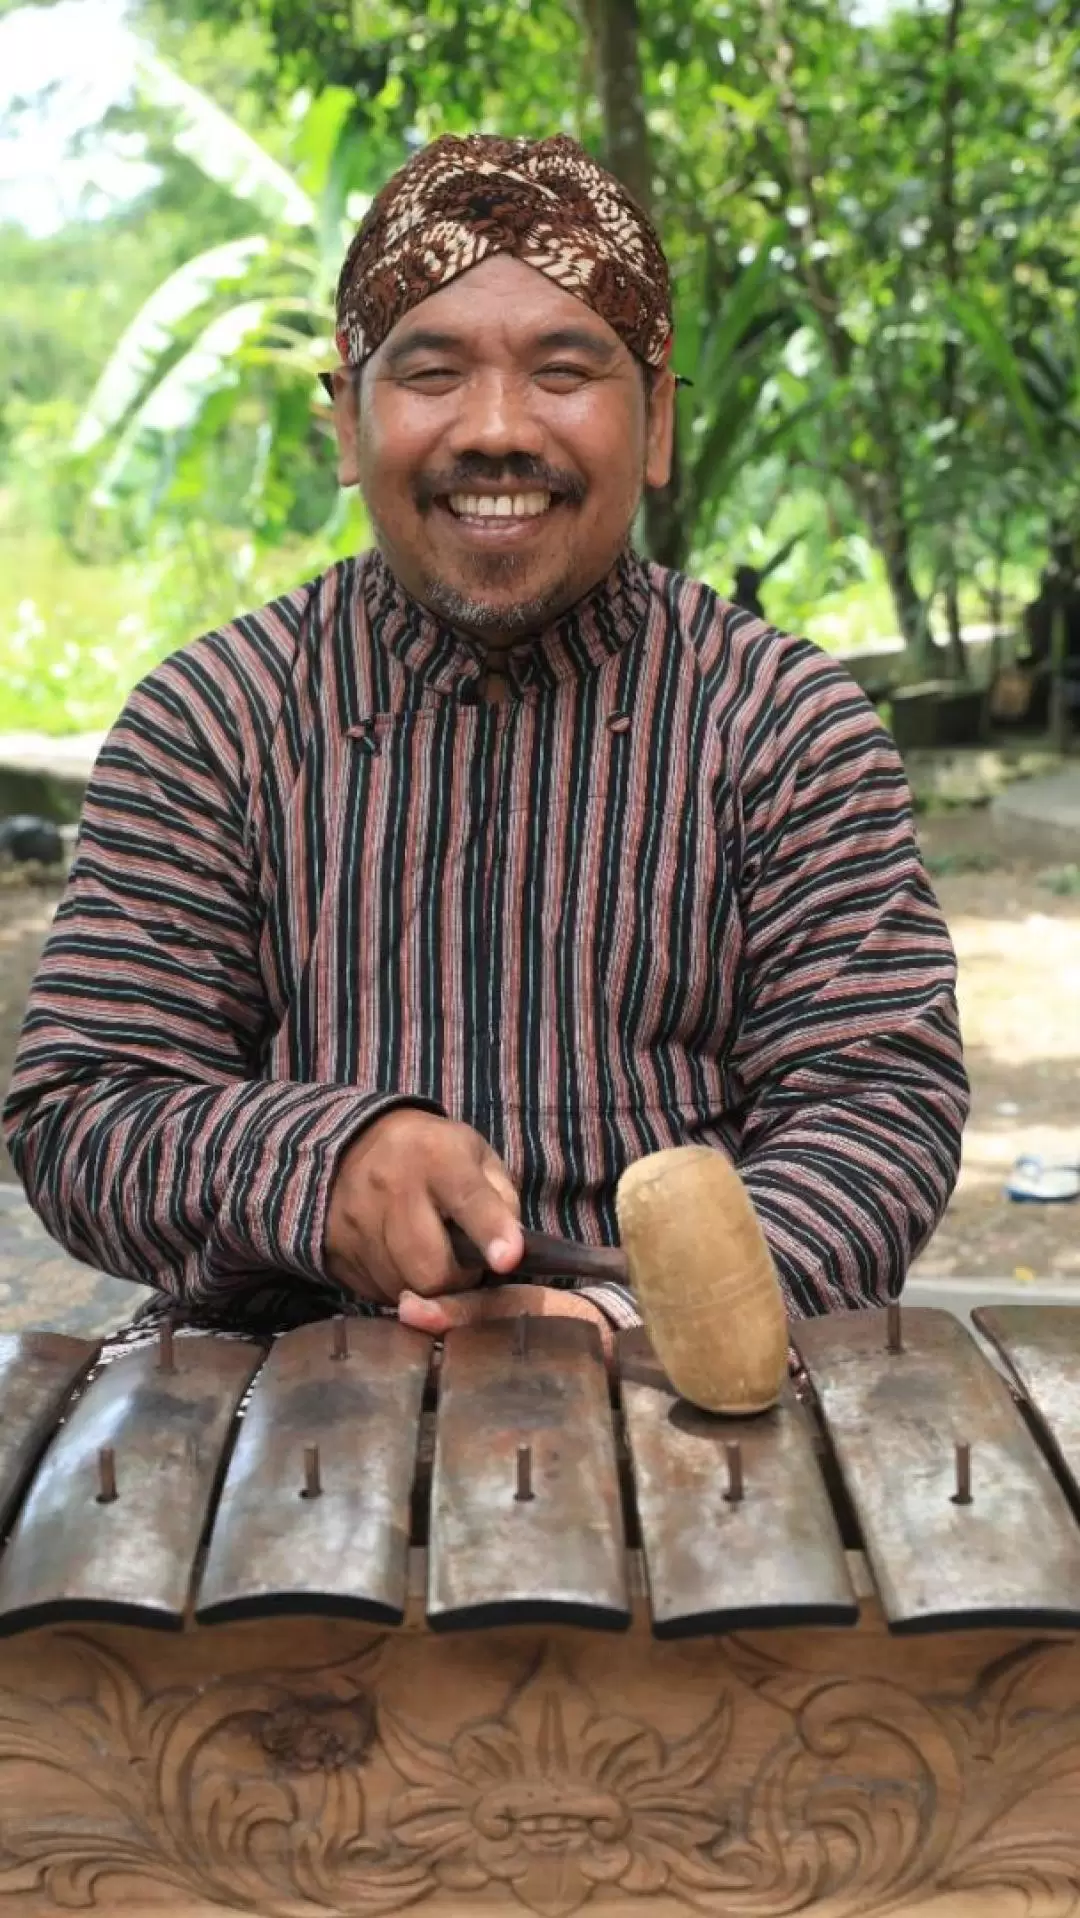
xmin=334 ymin=133 xmax=675 ymax=374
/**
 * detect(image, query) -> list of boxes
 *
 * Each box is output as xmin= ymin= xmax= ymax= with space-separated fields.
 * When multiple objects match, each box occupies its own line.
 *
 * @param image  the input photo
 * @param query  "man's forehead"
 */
xmin=377 ymin=257 xmax=627 ymax=363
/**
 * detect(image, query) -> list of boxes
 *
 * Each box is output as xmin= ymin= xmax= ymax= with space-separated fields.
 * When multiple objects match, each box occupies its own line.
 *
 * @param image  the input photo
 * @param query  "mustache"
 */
xmin=415 ymin=457 xmax=586 ymax=510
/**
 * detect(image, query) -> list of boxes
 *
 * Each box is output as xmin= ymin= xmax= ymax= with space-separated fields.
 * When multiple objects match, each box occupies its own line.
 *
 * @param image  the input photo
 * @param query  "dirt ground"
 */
xmin=1 ymin=805 xmax=1077 ymax=1281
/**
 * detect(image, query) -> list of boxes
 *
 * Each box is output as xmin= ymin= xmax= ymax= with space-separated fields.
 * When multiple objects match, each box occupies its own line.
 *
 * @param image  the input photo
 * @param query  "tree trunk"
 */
xmin=574 ymin=0 xmax=687 ymax=568
xmin=938 ymin=0 xmax=966 ymax=681
xmin=857 ymin=470 xmax=934 ymax=664
xmin=758 ymin=0 xmax=939 ymax=660
xmin=883 ymin=540 xmax=934 ymax=662
xmin=945 ymin=575 xmax=968 ymax=680
xmin=1049 ymin=603 xmax=1073 ymax=754
xmin=577 ymin=0 xmax=652 ymax=213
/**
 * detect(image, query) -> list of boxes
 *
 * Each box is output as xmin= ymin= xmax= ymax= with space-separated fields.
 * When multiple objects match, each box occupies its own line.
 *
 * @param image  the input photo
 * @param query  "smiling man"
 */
xmin=3 ymin=134 xmax=968 ymax=1352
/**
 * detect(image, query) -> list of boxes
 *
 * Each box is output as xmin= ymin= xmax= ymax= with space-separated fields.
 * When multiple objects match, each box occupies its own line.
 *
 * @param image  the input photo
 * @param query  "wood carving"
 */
xmin=0 ymin=1619 xmax=1075 ymax=1915
xmin=380 ymin=1655 xmax=735 ymax=1915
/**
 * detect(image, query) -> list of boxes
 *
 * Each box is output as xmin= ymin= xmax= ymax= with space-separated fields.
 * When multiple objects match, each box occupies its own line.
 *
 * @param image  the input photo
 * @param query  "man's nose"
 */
xmin=443 ymin=369 xmax=547 ymax=461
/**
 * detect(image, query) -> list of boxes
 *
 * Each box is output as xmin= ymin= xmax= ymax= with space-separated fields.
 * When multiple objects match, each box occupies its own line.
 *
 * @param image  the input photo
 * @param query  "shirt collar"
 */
xmin=362 ymin=545 xmax=652 ymax=696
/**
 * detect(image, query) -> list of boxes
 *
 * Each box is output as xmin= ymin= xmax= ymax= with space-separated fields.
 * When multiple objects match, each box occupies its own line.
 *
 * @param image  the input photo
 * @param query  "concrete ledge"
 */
xmin=990 ymin=766 xmax=1080 ymax=860
xmin=992 ymin=766 xmax=1080 ymax=830
xmin=0 ymin=733 xmax=104 ymax=826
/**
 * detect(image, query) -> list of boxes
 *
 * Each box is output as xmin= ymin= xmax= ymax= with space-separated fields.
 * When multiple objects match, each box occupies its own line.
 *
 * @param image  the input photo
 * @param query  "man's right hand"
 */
xmin=324 ymin=1109 xmax=523 ymax=1305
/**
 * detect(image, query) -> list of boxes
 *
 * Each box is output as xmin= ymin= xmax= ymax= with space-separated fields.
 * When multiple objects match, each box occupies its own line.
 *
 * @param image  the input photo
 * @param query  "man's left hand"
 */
xmin=397 ymin=1283 xmax=613 ymax=1358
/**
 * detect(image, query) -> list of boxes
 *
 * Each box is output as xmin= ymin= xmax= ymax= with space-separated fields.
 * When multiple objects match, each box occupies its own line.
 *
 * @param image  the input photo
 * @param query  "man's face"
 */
xmin=332 ymin=254 xmax=675 ymax=643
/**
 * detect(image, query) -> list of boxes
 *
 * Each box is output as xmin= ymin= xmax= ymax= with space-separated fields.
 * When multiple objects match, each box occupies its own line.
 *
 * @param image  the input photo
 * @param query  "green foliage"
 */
xmin=1037 ymin=864 xmax=1080 ymax=897
xmin=0 ymin=501 xmax=370 ymax=734
xmin=3 ymin=0 xmax=1078 ymax=735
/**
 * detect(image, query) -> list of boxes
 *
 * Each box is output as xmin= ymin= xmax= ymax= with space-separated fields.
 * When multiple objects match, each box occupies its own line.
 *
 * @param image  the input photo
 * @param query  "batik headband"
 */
xmin=334 ymin=133 xmax=675 ymax=373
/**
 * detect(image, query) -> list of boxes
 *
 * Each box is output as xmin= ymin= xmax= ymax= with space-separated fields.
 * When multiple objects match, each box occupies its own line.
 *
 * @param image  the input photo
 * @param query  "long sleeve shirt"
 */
xmin=2 ymin=549 xmax=969 ymax=1334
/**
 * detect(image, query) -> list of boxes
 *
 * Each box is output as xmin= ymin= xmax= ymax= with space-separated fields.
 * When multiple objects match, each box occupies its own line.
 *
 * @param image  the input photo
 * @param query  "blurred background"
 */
xmin=0 ymin=0 xmax=1078 ymax=1327
xmin=0 ymin=0 xmax=1077 ymax=740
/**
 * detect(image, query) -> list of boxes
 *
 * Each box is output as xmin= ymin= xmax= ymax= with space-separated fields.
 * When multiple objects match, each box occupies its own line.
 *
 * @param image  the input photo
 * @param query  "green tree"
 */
xmin=12 ymin=0 xmax=1080 ymax=667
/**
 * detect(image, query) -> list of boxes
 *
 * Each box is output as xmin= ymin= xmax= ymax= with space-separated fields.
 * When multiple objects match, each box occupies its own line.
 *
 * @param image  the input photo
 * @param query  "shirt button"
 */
xmin=346 ymin=722 xmax=381 ymax=754
xmin=606 ymin=712 xmax=631 ymax=735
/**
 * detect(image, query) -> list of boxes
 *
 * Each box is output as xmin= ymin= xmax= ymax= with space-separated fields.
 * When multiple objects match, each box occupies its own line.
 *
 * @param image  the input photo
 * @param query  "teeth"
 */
xmin=447 ymin=492 xmax=552 ymax=519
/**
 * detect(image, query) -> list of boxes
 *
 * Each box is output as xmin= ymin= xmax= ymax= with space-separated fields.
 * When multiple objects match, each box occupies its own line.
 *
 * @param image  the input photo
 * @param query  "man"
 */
xmin=3 ymin=134 xmax=968 ymax=1354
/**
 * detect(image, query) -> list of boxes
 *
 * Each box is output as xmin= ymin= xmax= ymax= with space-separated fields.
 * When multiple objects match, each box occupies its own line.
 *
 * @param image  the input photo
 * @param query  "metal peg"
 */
xmin=301 ymin=1444 xmax=322 ymax=1500
xmin=96 ymin=1446 xmax=117 ymax=1504
xmin=157 ymin=1319 xmax=175 ymax=1374
xmin=330 ymin=1315 xmax=348 ymax=1362
xmin=515 ymin=1443 xmax=534 ymax=1503
xmin=514 ymin=1313 xmax=529 ymax=1362
xmin=886 ymin=1302 xmax=903 ymax=1355
xmin=952 ymin=1440 xmax=972 ymax=1506
xmin=724 ymin=1440 xmax=744 ymax=1504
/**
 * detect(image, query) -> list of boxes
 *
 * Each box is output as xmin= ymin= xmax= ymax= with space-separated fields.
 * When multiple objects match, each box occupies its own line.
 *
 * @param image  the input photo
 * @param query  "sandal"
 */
xmin=1005 ymin=1156 xmax=1080 ymax=1203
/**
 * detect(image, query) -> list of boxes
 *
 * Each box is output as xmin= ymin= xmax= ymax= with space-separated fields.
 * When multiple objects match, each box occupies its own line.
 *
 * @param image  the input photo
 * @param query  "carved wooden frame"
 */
xmin=0 ymin=1563 xmax=1077 ymax=1917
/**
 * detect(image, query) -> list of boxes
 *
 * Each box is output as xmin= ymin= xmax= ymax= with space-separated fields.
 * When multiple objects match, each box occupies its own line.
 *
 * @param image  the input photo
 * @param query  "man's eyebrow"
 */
xmin=531 ymin=328 xmax=619 ymax=362
xmin=381 ymin=324 xmax=620 ymax=368
xmin=381 ymin=329 xmax=464 ymax=368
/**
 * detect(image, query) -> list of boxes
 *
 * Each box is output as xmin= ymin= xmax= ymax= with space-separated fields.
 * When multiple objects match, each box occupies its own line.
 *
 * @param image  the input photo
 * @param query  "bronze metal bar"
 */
xmin=158 ymin=1320 xmax=175 ymax=1375
xmin=794 ymin=1307 xmax=1080 ymax=1633
xmin=0 ymin=1335 xmax=263 ymax=1635
xmin=330 ymin=1316 xmax=349 ymax=1362
xmin=953 ymin=1440 xmax=972 ymax=1506
xmin=972 ymin=1305 xmax=1080 ymax=1508
xmin=428 ymin=1318 xmax=629 ymax=1631
xmin=0 ymin=1331 xmax=99 ymax=1541
xmin=619 ymin=1330 xmax=856 ymax=1637
xmin=196 ymin=1319 xmax=430 ymax=1627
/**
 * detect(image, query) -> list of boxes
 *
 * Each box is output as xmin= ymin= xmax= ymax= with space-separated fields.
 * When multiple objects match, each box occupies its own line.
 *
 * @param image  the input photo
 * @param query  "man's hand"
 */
xmin=397 ymin=1283 xmax=614 ymax=1360
xmin=324 ymin=1110 xmax=523 ymax=1304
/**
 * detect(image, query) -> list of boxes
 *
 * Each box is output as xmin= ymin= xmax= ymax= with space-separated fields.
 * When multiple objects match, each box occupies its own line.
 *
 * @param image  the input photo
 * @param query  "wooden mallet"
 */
xmin=448 ymin=1144 xmax=788 ymax=1416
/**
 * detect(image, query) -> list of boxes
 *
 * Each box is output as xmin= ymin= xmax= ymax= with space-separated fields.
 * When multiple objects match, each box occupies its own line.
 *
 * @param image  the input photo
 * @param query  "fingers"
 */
xmin=481 ymin=1150 xmax=522 ymax=1217
xmin=397 ymin=1289 xmax=485 ymax=1334
xmin=429 ymin=1161 xmax=523 ymax=1275
xmin=380 ymin=1205 xmax=474 ymax=1302
xmin=397 ymin=1284 xmax=614 ymax=1361
xmin=324 ymin=1112 xmax=521 ymax=1304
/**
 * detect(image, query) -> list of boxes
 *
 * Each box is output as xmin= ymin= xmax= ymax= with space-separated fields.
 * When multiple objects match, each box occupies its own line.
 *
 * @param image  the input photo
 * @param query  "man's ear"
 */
xmin=644 ymin=367 xmax=676 ymax=491
xmin=330 ymin=366 xmax=361 ymax=487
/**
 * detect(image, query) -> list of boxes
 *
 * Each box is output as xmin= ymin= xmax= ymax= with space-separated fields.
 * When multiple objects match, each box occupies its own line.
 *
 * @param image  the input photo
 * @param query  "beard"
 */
xmin=414 ymin=549 xmax=581 ymax=639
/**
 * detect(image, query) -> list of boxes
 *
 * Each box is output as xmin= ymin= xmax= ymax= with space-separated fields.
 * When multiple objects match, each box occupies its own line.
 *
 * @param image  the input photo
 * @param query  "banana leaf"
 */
xmin=133 ymin=48 xmax=317 ymax=229
xmin=73 ymin=237 xmax=270 ymax=453
xmin=92 ymin=299 xmax=270 ymax=505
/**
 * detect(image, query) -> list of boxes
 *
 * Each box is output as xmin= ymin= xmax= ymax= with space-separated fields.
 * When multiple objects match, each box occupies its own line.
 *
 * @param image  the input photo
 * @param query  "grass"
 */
xmin=0 ymin=526 xmax=344 ymax=735
xmin=924 ymin=850 xmax=1004 ymax=877
xmin=0 ymin=534 xmax=159 ymax=735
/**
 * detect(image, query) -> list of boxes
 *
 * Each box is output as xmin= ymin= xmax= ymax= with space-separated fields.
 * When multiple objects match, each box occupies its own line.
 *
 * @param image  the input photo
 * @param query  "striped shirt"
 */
xmin=2 ymin=549 xmax=969 ymax=1333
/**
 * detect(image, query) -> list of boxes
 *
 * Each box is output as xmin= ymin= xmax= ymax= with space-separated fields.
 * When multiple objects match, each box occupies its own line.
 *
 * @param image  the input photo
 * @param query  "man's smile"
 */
xmin=432 ymin=488 xmax=572 ymax=543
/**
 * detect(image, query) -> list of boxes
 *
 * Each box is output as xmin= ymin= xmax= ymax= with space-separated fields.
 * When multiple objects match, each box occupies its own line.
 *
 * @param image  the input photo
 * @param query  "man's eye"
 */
xmin=538 ymin=363 xmax=590 ymax=382
xmin=403 ymin=367 xmax=459 ymax=385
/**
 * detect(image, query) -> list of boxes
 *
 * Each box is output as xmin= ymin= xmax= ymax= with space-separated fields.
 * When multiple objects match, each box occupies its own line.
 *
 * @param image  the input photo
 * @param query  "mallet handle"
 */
xmin=446 ymin=1223 xmax=628 ymax=1284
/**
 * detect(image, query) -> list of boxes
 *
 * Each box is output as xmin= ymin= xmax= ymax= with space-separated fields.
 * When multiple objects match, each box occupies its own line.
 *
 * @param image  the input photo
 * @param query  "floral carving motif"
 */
xmin=0 ymin=1628 xmax=1073 ymax=1915
xmin=382 ymin=1654 xmax=733 ymax=1917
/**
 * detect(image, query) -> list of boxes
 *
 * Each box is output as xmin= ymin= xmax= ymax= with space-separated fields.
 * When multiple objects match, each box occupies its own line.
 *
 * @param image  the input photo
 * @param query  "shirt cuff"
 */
xmin=574 ymin=1281 xmax=642 ymax=1330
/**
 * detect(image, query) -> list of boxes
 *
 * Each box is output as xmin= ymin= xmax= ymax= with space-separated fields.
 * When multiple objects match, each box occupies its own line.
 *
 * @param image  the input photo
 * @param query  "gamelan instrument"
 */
xmin=0 ymin=1299 xmax=1075 ymax=1915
